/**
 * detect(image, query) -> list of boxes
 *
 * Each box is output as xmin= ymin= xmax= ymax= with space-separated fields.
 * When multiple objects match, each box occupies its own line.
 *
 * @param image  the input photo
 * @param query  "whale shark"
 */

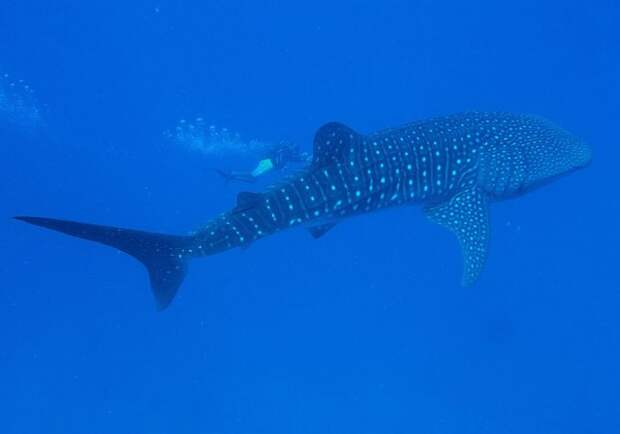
xmin=16 ymin=112 xmax=592 ymax=310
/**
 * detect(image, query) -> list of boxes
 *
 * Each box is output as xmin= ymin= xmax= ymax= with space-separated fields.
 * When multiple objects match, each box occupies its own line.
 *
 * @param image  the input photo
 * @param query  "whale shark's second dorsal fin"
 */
xmin=312 ymin=122 xmax=362 ymax=168
xmin=234 ymin=191 xmax=262 ymax=213
xmin=424 ymin=186 xmax=490 ymax=286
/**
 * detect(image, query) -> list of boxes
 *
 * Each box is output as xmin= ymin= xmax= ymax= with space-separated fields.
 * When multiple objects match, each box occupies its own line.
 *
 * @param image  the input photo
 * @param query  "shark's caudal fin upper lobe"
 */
xmin=14 ymin=216 xmax=194 ymax=310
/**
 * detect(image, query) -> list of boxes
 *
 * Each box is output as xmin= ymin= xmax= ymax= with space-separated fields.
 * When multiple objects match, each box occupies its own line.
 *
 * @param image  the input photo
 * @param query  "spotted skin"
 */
xmin=15 ymin=112 xmax=592 ymax=309
xmin=190 ymin=112 xmax=591 ymax=285
xmin=424 ymin=186 xmax=489 ymax=285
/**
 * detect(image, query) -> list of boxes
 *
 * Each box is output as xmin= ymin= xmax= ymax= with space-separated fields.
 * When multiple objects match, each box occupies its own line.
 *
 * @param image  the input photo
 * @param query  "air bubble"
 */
xmin=163 ymin=116 xmax=273 ymax=159
xmin=0 ymin=71 xmax=45 ymax=132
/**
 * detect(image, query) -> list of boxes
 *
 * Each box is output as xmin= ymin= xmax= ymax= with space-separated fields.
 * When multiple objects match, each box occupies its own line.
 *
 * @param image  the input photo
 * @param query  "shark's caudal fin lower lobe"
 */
xmin=14 ymin=216 xmax=194 ymax=310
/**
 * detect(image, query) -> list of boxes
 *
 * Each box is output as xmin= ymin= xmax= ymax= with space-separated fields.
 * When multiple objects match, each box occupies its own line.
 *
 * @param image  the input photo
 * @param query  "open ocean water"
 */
xmin=1 ymin=1 xmax=619 ymax=433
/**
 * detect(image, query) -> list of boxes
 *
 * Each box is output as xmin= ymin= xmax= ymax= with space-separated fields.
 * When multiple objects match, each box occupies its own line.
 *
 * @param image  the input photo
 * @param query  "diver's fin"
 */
xmin=228 ymin=172 xmax=258 ymax=184
xmin=308 ymin=223 xmax=337 ymax=239
xmin=423 ymin=187 xmax=490 ymax=286
xmin=210 ymin=168 xmax=234 ymax=183
xmin=14 ymin=216 xmax=194 ymax=310
xmin=210 ymin=168 xmax=256 ymax=184
xmin=312 ymin=122 xmax=362 ymax=167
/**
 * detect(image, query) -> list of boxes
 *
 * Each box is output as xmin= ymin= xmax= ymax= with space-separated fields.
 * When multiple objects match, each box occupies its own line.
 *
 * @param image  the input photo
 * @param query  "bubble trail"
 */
xmin=163 ymin=117 xmax=272 ymax=159
xmin=0 ymin=72 xmax=44 ymax=132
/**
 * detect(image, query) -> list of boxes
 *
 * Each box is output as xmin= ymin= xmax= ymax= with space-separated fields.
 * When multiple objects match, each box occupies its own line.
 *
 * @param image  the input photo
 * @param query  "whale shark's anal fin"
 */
xmin=423 ymin=187 xmax=490 ymax=286
xmin=14 ymin=216 xmax=194 ymax=310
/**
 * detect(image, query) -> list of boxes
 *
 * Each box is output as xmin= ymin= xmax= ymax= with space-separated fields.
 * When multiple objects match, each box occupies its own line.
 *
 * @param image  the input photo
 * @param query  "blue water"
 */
xmin=1 ymin=1 xmax=619 ymax=433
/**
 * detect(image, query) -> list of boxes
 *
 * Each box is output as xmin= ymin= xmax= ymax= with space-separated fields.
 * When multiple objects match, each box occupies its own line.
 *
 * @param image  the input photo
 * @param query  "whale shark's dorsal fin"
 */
xmin=312 ymin=122 xmax=362 ymax=167
xmin=423 ymin=186 xmax=490 ymax=286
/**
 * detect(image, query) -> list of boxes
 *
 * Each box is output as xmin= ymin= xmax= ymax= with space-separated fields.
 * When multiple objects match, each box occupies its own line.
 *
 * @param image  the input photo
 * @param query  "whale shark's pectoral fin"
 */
xmin=424 ymin=186 xmax=490 ymax=286
xmin=308 ymin=223 xmax=337 ymax=239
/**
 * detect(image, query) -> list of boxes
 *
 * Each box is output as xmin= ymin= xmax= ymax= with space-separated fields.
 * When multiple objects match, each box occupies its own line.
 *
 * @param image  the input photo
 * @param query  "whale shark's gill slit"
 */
xmin=14 ymin=216 xmax=193 ymax=310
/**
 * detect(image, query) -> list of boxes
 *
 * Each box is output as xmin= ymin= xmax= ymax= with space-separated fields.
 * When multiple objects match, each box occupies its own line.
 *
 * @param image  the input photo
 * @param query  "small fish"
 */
xmin=16 ymin=112 xmax=591 ymax=310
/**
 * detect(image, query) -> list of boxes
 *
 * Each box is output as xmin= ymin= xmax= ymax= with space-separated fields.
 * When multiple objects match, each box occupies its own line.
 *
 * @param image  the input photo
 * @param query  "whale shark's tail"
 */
xmin=14 ymin=216 xmax=195 ymax=310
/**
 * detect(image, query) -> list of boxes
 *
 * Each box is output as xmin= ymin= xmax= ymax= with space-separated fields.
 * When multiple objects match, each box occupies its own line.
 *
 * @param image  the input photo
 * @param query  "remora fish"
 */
xmin=16 ymin=112 xmax=592 ymax=310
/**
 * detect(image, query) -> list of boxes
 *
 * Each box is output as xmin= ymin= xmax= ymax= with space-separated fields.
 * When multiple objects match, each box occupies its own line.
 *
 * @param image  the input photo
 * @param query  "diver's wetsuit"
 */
xmin=217 ymin=141 xmax=311 ymax=183
xmin=270 ymin=142 xmax=310 ymax=169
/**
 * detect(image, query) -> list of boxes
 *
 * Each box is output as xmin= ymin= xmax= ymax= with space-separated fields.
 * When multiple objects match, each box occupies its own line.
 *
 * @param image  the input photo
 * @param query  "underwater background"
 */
xmin=1 ymin=1 xmax=619 ymax=433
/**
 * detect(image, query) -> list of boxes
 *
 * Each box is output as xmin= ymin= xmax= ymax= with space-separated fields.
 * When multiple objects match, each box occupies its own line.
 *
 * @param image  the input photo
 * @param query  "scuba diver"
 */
xmin=164 ymin=118 xmax=311 ymax=184
xmin=213 ymin=140 xmax=311 ymax=183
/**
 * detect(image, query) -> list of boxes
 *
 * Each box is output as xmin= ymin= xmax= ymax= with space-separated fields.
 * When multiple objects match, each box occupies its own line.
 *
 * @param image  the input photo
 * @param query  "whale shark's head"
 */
xmin=564 ymin=135 xmax=592 ymax=172
xmin=528 ymin=123 xmax=592 ymax=183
